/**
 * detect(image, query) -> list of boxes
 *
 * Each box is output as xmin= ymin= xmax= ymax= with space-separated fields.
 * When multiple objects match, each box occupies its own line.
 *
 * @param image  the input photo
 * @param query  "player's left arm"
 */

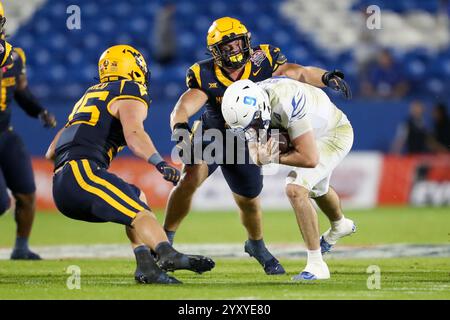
xmin=278 ymin=130 xmax=319 ymax=168
xmin=113 ymin=99 xmax=180 ymax=185
xmin=45 ymin=127 xmax=65 ymax=161
xmin=279 ymin=116 xmax=319 ymax=168
xmin=14 ymin=49 xmax=57 ymax=128
xmin=271 ymin=46 xmax=352 ymax=99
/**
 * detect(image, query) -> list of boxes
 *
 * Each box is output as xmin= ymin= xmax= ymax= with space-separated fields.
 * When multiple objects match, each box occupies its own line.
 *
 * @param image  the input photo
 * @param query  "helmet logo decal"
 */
xmin=243 ymin=96 xmax=256 ymax=106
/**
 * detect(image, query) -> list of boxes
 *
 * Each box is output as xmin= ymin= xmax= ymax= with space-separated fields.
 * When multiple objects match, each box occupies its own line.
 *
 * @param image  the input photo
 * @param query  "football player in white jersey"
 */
xmin=221 ymin=77 xmax=356 ymax=280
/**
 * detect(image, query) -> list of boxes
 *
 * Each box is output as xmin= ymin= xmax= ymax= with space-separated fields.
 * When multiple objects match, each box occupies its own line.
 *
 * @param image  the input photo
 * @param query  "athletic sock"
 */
xmin=14 ymin=237 xmax=29 ymax=251
xmin=133 ymin=245 xmax=150 ymax=255
xmin=306 ymin=248 xmax=323 ymax=265
xmin=155 ymin=241 xmax=190 ymax=267
xmin=133 ymin=245 xmax=151 ymax=266
xmin=247 ymin=239 xmax=273 ymax=262
xmin=165 ymin=229 xmax=176 ymax=245
xmin=133 ymin=246 xmax=161 ymax=279
xmin=330 ymin=216 xmax=346 ymax=231
xmin=154 ymin=241 xmax=178 ymax=258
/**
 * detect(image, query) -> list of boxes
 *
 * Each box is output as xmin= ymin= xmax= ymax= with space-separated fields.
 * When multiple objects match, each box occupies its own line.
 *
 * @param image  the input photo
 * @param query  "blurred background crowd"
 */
xmin=2 ymin=0 xmax=449 ymax=156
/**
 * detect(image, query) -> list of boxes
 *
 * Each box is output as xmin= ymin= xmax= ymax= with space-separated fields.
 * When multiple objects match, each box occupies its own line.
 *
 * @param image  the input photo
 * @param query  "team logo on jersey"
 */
xmin=250 ymin=49 xmax=267 ymax=67
xmin=209 ymin=82 xmax=218 ymax=89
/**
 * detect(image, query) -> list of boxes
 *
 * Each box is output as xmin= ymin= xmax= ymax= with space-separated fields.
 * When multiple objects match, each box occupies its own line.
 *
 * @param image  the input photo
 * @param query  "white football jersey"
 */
xmin=258 ymin=77 xmax=349 ymax=139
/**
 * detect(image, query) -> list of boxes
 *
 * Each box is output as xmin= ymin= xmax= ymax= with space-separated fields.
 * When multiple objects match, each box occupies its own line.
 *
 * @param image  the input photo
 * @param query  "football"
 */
xmin=270 ymin=130 xmax=291 ymax=154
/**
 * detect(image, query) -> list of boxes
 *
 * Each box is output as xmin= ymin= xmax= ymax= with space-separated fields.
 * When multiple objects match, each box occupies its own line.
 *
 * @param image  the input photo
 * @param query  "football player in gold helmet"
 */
xmin=47 ymin=45 xmax=215 ymax=284
xmin=0 ymin=2 xmax=12 ymax=68
xmin=0 ymin=1 xmax=56 ymax=260
xmin=165 ymin=17 xmax=351 ymax=275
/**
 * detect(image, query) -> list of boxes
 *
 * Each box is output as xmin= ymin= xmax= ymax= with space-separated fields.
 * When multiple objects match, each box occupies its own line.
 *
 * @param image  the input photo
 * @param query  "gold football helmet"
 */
xmin=207 ymin=17 xmax=252 ymax=69
xmin=98 ymin=45 xmax=149 ymax=86
xmin=0 ymin=2 xmax=7 ymax=36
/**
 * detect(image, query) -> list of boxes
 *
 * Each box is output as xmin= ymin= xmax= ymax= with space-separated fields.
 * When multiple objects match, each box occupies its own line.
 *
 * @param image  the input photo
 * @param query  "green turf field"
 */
xmin=0 ymin=207 xmax=449 ymax=246
xmin=0 ymin=258 xmax=448 ymax=299
xmin=0 ymin=207 xmax=449 ymax=300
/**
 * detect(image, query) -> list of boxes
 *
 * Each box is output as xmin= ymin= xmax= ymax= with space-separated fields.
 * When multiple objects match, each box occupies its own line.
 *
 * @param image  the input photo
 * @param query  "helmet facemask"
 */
xmin=209 ymin=33 xmax=251 ymax=70
xmin=125 ymin=49 xmax=150 ymax=87
xmin=0 ymin=16 xmax=6 ymax=38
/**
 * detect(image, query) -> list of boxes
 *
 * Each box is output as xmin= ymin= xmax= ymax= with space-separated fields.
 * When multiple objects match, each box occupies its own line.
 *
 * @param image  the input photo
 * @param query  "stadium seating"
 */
xmin=1 ymin=0 xmax=448 ymax=156
xmin=6 ymin=0 xmax=448 ymax=102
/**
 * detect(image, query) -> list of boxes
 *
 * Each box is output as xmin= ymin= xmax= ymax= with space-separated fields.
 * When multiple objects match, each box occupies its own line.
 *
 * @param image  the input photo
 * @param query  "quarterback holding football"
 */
xmin=221 ymin=77 xmax=356 ymax=280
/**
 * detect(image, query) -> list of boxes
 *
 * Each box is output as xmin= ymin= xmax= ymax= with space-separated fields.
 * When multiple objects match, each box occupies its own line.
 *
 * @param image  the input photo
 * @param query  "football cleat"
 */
xmin=244 ymin=240 xmax=286 ymax=275
xmin=135 ymin=270 xmax=181 ymax=285
xmin=10 ymin=249 xmax=42 ymax=260
xmin=134 ymin=250 xmax=182 ymax=284
xmin=292 ymin=261 xmax=330 ymax=281
xmin=320 ymin=218 xmax=356 ymax=254
xmin=158 ymin=253 xmax=215 ymax=274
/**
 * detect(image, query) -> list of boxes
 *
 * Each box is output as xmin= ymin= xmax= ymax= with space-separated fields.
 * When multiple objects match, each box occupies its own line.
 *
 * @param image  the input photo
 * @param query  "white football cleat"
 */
xmin=292 ymin=261 xmax=330 ymax=281
xmin=320 ymin=218 xmax=356 ymax=254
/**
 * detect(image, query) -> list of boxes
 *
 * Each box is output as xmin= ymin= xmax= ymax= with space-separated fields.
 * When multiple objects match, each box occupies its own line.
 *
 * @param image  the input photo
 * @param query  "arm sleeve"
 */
xmin=288 ymin=116 xmax=312 ymax=140
xmin=186 ymin=63 xmax=202 ymax=89
xmin=284 ymin=91 xmax=310 ymax=139
xmin=13 ymin=48 xmax=27 ymax=75
xmin=269 ymin=45 xmax=288 ymax=73
xmin=14 ymin=86 xmax=45 ymax=118
xmin=117 ymin=80 xmax=151 ymax=108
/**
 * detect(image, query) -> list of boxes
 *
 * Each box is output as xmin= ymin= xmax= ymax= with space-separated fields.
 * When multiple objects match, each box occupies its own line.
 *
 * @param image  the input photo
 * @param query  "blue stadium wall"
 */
xmin=9 ymin=96 xmax=445 ymax=156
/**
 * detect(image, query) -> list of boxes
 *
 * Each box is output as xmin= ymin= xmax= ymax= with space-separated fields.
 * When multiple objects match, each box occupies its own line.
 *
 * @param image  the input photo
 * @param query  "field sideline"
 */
xmin=0 ymin=207 xmax=449 ymax=246
xmin=0 ymin=207 xmax=449 ymax=299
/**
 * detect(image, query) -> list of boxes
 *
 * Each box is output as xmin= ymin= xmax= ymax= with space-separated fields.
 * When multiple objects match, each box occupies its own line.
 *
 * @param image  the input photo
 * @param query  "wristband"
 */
xmin=147 ymin=152 xmax=164 ymax=166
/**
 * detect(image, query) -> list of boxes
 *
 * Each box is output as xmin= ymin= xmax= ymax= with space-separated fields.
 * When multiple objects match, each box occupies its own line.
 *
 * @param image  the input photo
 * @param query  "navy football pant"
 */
xmin=53 ymin=159 xmax=150 ymax=226
xmin=0 ymin=130 xmax=36 ymax=215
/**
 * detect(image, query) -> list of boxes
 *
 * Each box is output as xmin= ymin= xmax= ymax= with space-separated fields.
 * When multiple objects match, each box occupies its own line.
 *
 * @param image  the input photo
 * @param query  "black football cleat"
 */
xmin=134 ymin=249 xmax=182 ymax=284
xmin=135 ymin=270 xmax=181 ymax=284
xmin=244 ymin=240 xmax=285 ymax=275
xmin=158 ymin=253 xmax=215 ymax=274
xmin=10 ymin=249 xmax=42 ymax=260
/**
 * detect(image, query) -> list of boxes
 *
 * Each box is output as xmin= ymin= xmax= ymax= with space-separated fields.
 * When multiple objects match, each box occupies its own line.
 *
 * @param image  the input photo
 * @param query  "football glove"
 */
xmin=322 ymin=70 xmax=352 ymax=99
xmin=155 ymin=161 xmax=180 ymax=186
xmin=172 ymin=122 xmax=192 ymax=158
xmin=38 ymin=110 xmax=57 ymax=128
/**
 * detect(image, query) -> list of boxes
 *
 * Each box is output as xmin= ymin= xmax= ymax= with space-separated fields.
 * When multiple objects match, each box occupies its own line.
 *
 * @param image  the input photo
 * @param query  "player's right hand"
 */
xmin=39 ymin=110 xmax=57 ymax=128
xmin=255 ymin=138 xmax=280 ymax=166
xmin=172 ymin=122 xmax=192 ymax=158
xmin=322 ymin=70 xmax=352 ymax=99
xmin=155 ymin=161 xmax=181 ymax=186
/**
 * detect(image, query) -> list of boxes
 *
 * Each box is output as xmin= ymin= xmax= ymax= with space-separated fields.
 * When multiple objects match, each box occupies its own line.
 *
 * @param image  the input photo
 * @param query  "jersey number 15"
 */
xmin=67 ymin=91 xmax=109 ymax=127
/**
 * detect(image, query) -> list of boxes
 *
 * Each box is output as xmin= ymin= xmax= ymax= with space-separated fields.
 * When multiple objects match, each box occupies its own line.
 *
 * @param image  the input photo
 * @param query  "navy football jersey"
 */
xmin=54 ymin=80 xmax=151 ymax=169
xmin=0 ymin=47 xmax=26 ymax=132
xmin=186 ymin=44 xmax=287 ymax=129
xmin=0 ymin=39 xmax=13 ymax=68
